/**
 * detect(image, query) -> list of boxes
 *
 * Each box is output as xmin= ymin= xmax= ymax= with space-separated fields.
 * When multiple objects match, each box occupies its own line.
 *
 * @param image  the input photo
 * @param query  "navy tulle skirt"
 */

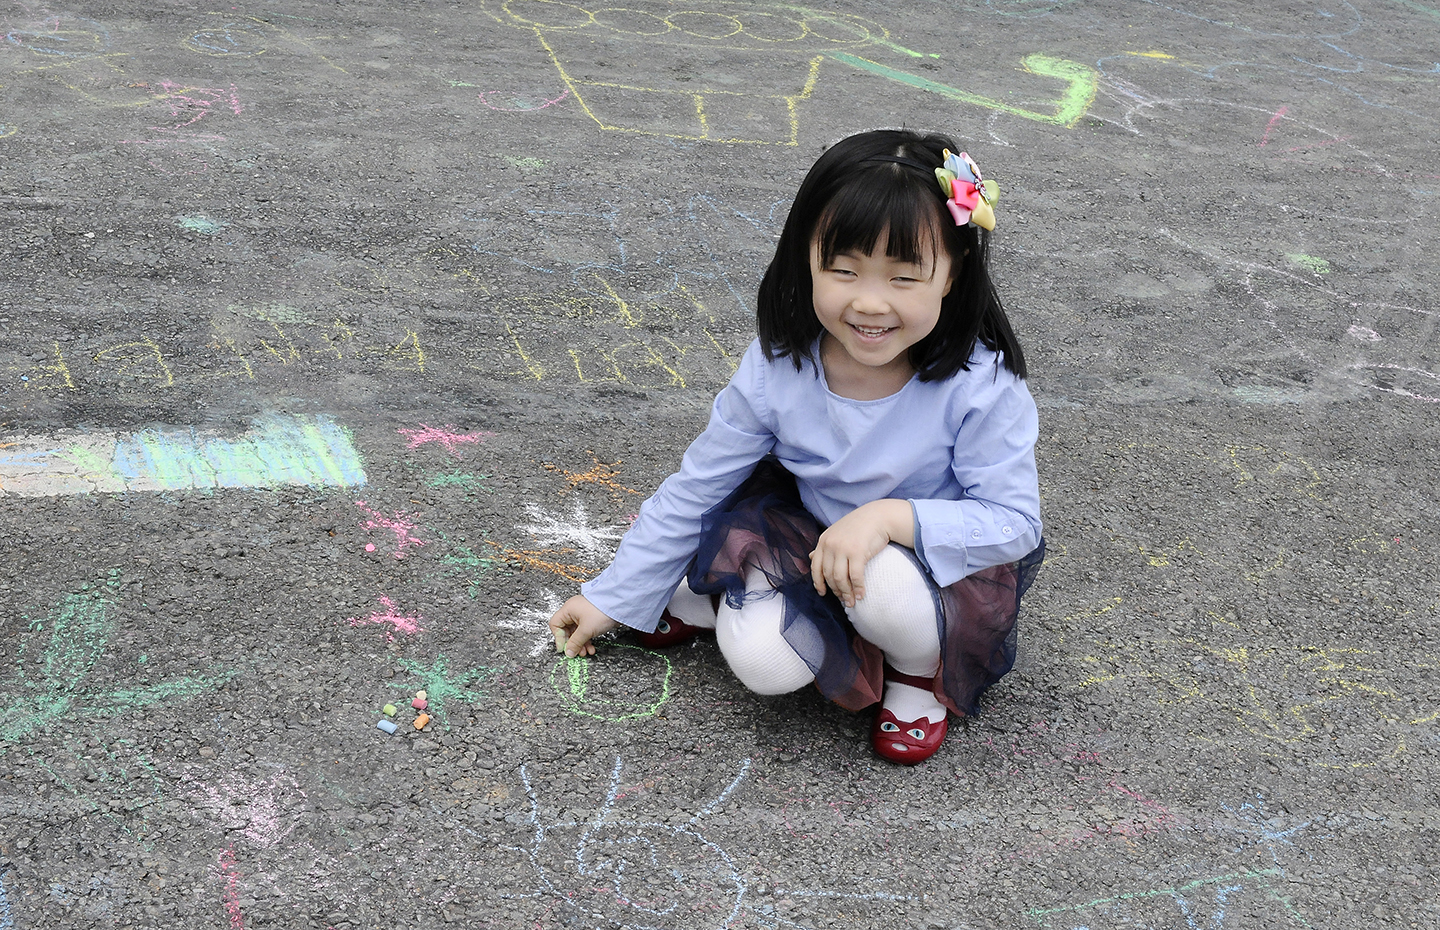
xmin=686 ymin=460 xmax=1044 ymax=717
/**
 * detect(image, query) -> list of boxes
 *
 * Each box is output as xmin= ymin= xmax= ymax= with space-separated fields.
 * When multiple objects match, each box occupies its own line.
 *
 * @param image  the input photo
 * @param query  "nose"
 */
xmin=849 ymin=281 xmax=890 ymax=314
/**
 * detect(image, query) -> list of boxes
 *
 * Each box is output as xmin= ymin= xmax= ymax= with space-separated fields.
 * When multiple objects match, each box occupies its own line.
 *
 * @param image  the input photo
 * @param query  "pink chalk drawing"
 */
xmin=355 ymin=500 xmax=428 ymax=558
xmin=1258 ymin=105 xmax=1288 ymax=147
xmin=217 ymin=845 xmax=245 ymax=930
xmin=479 ymin=87 xmax=570 ymax=112
xmin=349 ymin=595 xmax=426 ymax=643
xmin=188 ymin=769 xmax=306 ymax=849
xmin=398 ymin=423 xmax=496 ymax=458
xmin=154 ymin=80 xmax=244 ymax=131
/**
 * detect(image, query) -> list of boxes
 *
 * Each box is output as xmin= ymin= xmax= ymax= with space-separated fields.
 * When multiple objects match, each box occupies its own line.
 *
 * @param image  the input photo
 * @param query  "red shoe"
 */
xmin=871 ymin=708 xmax=948 ymax=765
xmin=635 ymin=610 xmax=704 ymax=648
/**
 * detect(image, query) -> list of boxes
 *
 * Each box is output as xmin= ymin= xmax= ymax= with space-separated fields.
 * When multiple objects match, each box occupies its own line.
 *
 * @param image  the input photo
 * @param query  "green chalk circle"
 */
xmin=549 ymin=644 xmax=672 ymax=722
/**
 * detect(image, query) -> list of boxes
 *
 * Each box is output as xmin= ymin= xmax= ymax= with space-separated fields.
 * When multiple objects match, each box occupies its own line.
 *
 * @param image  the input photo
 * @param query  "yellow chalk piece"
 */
xmin=414 ymin=713 xmax=430 ymax=730
xmin=553 ymin=628 xmax=569 ymax=653
xmin=415 ymin=690 xmax=427 ymax=701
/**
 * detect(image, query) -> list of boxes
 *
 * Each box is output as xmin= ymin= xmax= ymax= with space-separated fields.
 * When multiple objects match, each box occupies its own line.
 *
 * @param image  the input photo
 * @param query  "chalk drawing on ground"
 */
xmin=0 ymin=575 xmax=236 ymax=745
xmin=348 ymin=595 xmax=427 ymax=643
xmin=354 ymin=500 xmax=428 ymax=559
xmin=521 ymin=501 xmax=626 ymax=560
xmin=464 ymin=755 xmax=921 ymax=928
xmin=453 ymin=187 xmax=774 ymax=390
xmin=1066 ymin=616 xmax=1437 ymax=769
xmin=480 ymin=1 xmax=1097 ymax=143
xmin=392 ymin=655 xmax=498 ymax=727
xmin=464 ymin=755 xmax=914 ymax=929
xmin=398 ymin=424 xmax=495 ymax=457
xmin=503 ymin=589 xmax=564 ymax=656
xmin=0 ymin=415 xmax=366 ymax=497
xmin=550 ymin=647 xmax=672 ymax=722
xmin=1024 ymin=867 xmax=1309 ymax=929
xmin=543 ymin=453 xmax=642 ymax=500
xmin=1025 ymin=794 xmax=1324 ymax=928
xmin=1154 ymin=227 xmax=1440 ymax=404
xmin=179 ymin=12 xmax=349 ymax=72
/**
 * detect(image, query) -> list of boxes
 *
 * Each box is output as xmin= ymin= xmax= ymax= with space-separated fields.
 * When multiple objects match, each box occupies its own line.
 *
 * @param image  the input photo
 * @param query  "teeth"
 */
xmin=854 ymin=325 xmax=889 ymax=335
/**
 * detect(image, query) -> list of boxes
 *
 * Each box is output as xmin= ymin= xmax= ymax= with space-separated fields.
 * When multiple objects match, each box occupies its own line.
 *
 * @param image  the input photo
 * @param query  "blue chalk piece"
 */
xmin=376 ymin=719 xmax=398 ymax=734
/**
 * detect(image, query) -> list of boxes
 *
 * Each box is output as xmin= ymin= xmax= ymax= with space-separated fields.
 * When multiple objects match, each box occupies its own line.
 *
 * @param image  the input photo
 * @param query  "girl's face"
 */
xmin=809 ymin=230 xmax=954 ymax=387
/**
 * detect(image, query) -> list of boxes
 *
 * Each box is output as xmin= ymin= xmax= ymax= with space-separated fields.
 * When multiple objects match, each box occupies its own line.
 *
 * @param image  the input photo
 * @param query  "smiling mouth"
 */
xmin=849 ymin=323 xmax=895 ymax=338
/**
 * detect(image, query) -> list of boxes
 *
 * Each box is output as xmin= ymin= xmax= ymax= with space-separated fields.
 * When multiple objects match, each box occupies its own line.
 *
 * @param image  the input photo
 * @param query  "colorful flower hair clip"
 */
xmin=934 ymin=149 xmax=1000 ymax=231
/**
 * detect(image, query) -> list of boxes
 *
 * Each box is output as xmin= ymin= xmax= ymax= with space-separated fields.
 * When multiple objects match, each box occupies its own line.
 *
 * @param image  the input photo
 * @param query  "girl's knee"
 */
xmin=716 ymin=593 xmax=814 ymax=695
xmin=848 ymin=544 xmax=933 ymax=627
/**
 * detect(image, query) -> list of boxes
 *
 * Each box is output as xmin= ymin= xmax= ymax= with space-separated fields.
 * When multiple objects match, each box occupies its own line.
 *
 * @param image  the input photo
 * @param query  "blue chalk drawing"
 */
xmin=0 ymin=866 xmax=12 ymax=930
xmin=111 ymin=414 xmax=366 ymax=490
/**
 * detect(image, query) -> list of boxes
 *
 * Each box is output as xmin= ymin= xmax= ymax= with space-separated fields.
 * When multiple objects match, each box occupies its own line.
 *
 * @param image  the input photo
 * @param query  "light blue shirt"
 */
xmin=582 ymin=339 xmax=1042 ymax=632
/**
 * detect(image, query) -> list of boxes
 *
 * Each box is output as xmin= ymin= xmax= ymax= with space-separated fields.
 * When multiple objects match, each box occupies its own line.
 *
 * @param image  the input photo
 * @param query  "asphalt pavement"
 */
xmin=1 ymin=2 xmax=1437 ymax=928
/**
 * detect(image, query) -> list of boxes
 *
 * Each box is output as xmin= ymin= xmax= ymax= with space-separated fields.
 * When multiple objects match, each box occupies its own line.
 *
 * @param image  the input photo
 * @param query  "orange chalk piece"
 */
xmin=413 ymin=713 xmax=430 ymax=730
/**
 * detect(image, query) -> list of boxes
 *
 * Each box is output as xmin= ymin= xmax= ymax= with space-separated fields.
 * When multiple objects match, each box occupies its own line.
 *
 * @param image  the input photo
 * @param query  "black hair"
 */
xmin=756 ymin=129 xmax=1027 ymax=380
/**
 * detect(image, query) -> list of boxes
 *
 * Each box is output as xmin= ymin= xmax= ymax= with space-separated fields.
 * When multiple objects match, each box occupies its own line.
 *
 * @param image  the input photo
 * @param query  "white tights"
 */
xmin=665 ymin=544 xmax=945 ymax=720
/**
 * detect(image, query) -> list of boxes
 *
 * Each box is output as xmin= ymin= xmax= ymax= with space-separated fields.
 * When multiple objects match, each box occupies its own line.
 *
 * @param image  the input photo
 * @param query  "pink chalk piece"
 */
xmin=354 ymin=500 xmax=428 ymax=558
xmin=398 ymin=423 xmax=497 ymax=458
xmin=365 ymin=543 xmax=376 ymax=552
xmin=348 ymin=595 xmax=426 ymax=644
xmin=411 ymin=697 xmax=428 ymax=710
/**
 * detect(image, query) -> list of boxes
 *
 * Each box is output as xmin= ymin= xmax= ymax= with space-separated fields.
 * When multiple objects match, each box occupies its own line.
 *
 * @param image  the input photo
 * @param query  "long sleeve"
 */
xmin=908 ymin=372 xmax=1042 ymax=587
xmin=581 ymin=342 xmax=777 ymax=632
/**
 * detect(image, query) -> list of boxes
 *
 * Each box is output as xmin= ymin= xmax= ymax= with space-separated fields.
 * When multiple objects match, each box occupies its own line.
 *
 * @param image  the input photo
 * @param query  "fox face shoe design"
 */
xmin=871 ymin=708 xmax=948 ymax=764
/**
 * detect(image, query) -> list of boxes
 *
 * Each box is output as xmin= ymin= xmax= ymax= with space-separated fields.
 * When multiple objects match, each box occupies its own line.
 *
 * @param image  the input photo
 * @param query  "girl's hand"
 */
xmin=809 ymin=499 xmax=915 ymax=608
xmin=548 ymin=595 xmax=620 ymax=658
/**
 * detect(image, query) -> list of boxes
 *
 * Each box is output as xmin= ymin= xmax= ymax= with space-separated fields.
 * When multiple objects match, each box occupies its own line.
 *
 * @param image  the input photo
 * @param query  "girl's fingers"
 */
xmin=849 ymin=559 xmax=867 ymax=603
xmin=810 ymin=548 xmax=827 ymax=595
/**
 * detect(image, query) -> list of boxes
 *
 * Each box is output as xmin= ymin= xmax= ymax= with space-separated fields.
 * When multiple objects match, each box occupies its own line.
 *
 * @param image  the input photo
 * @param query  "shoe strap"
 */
xmin=884 ymin=668 xmax=935 ymax=691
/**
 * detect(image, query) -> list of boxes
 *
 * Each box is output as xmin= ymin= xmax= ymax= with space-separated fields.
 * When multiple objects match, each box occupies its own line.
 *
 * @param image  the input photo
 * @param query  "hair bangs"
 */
xmin=814 ymin=165 xmax=950 ymax=273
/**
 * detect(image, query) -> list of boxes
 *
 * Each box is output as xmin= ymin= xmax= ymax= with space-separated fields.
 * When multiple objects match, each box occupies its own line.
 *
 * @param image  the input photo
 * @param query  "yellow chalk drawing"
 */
xmin=181 ymin=12 xmax=350 ymax=72
xmin=93 ymin=338 xmax=175 ymax=387
xmin=481 ymin=1 xmax=1097 ymax=143
xmin=18 ymin=342 xmax=76 ymax=391
xmin=1068 ymin=618 xmax=1438 ymax=769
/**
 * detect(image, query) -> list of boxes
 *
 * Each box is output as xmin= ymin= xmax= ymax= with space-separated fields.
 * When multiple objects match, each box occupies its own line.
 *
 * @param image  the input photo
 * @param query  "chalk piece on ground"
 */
xmin=411 ymin=697 xmax=428 ymax=710
xmin=414 ymin=713 xmax=430 ymax=730
xmin=416 ymin=690 xmax=427 ymax=701
xmin=377 ymin=720 xmax=398 ymax=734
xmin=383 ymin=703 xmax=397 ymax=717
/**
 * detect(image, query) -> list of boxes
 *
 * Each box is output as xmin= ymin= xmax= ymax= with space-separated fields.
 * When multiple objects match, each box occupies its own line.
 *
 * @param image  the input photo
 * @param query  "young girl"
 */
xmin=548 ymin=129 xmax=1044 ymax=764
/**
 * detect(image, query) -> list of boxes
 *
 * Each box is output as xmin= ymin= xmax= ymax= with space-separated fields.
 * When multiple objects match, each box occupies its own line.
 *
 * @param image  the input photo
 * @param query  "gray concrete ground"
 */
xmin=1 ymin=1 xmax=1437 ymax=928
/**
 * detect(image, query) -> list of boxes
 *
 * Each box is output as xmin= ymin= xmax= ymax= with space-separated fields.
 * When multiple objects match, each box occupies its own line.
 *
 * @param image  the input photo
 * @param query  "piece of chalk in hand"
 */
xmin=377 ymin=720 xmax=398 ymax=734
xmin=553 ymin=628 xmax=569 ymax=652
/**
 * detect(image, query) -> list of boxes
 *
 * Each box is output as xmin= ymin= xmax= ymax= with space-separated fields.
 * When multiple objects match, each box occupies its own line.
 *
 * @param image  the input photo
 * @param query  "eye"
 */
xmin=907 ymin=727 xmax=926 ymax=740
xmin=880 ymin=721 xmax=899 ymax=732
